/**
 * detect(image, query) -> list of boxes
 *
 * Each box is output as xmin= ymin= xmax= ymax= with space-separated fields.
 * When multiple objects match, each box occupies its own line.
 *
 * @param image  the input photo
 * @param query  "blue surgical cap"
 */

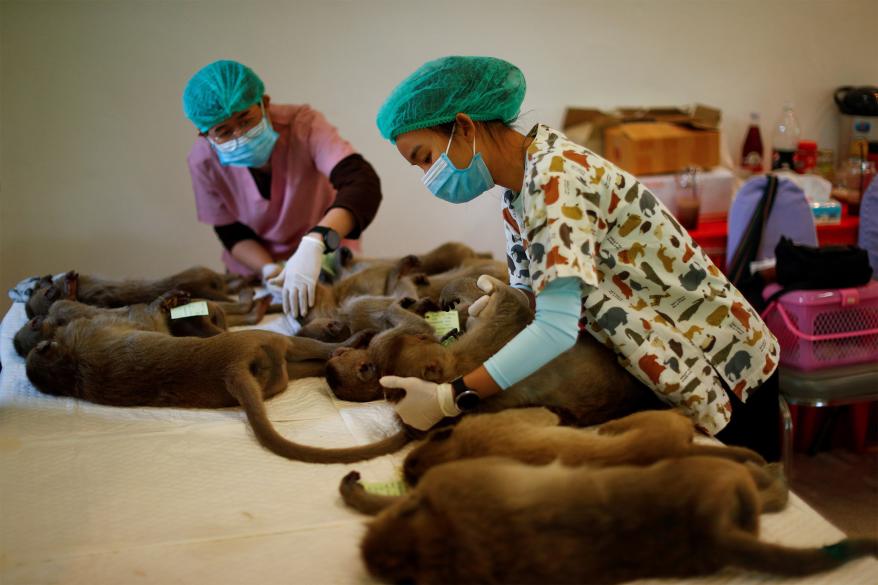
xmin=182 ymin=60 xmax=265 ymax=132
xmin=376 ymin=56 xmax=526 ymax=142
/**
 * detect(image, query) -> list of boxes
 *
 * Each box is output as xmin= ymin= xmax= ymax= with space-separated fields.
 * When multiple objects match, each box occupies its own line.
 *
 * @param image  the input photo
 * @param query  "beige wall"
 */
xmin=1 ymin=0 xmax=875 ymax=313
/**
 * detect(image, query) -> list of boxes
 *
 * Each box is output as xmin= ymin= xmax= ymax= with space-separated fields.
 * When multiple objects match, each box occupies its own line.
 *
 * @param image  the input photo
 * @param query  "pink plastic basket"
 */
xmin=761 ymin=281 xmax=878 ymax=371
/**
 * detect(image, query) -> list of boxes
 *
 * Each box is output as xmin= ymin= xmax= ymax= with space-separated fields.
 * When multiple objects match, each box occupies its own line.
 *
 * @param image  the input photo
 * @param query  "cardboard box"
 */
xmin=562 ymin=105 xmax=721 ymax=176
xmin=604 ymin=122 xmax=720 ymax=176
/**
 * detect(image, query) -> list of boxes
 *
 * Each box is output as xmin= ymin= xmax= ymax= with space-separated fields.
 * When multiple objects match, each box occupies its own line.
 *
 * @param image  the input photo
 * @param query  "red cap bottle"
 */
xmin=741 ymin=112 xmax=764 ymax=175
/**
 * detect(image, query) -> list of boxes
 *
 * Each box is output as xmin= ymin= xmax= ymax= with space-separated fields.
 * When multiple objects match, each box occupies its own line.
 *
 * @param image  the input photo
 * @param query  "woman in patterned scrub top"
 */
xmin=376 ymin=56 xmax=781 ymax=461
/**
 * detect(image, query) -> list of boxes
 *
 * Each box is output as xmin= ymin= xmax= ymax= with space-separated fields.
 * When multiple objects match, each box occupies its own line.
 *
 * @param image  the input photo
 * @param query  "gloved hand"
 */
xmin=269 ymin=235 xmax=324 ymax=318
xmin=260 ymin=262 xmax=282 ymax=283
xmin=467 ymin=274 xmax=501 ymax=319
xmin=380 ymin=376 xmax=460 ymax=431
xmin=468 ymin=275 xmax=533 ymax=319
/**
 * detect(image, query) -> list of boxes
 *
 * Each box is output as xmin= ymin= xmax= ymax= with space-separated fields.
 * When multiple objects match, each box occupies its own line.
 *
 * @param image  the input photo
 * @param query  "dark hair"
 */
xmin=431 ymin=118 xmax=518 ymax=144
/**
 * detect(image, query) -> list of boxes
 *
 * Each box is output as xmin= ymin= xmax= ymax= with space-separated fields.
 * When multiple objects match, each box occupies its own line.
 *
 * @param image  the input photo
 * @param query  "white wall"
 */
xmin=1 ymin=0 xmax=875 ymax=312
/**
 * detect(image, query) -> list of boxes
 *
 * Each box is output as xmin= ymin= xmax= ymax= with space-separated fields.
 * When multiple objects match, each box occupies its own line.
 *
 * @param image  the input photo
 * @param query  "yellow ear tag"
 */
xmin=424 ymin=311 xmax=460 ymax=339
xmin=362 ymin=480 xmax=409 ymax=496
xmin=170 ymin=301 xmax=210 ymax=320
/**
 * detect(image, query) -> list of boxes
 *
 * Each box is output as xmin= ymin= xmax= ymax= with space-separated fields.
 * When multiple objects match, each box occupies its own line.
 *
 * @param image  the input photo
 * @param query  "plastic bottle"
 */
xmin=740 ymin=112 xmax=764 ymax=175
xmin=771 ymin=103 xmax=801 ymax=170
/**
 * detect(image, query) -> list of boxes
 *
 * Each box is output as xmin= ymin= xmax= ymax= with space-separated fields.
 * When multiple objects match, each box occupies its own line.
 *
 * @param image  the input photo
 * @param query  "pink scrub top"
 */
xmin=187 ymin=104 xmax=358 ymax=275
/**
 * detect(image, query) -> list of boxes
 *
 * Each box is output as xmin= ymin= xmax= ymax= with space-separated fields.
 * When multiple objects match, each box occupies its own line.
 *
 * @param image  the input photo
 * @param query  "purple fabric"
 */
xmin=859 ymin=179 xmax=878 ymax=278
xmin=726 ymin=176 xmax=817 ymax=266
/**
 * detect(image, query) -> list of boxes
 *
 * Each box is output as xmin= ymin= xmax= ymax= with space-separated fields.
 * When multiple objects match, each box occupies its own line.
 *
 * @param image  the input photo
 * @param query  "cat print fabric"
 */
xmin=502 ymin=124 xmax=779 ymax=434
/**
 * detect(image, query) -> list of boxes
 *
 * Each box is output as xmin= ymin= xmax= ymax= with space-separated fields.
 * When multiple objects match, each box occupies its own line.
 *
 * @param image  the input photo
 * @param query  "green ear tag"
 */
xmin=424 ymin=311 xmax=461 ymax=339
xmin=321 ymin=253 xmax=337 ymax=278
xmin=170 ymin=301 xmax=210 ymax=320
xmin=362 ymin=480 xmax=408 ymax=496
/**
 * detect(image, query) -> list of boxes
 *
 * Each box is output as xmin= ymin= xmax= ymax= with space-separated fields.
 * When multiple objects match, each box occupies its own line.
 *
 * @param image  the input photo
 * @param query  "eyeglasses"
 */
xmin=205 ymin=104 xmax=265 ymax=145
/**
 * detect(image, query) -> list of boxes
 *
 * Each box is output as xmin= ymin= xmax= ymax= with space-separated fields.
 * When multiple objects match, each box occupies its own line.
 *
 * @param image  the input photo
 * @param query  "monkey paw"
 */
xmin=158 ymin=289 xmax=191 ymax=311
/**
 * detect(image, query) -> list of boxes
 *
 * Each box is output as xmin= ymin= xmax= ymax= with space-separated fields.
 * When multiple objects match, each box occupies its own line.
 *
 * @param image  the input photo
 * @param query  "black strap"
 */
xmin=728 ymin=175 xmax=779 ymax=288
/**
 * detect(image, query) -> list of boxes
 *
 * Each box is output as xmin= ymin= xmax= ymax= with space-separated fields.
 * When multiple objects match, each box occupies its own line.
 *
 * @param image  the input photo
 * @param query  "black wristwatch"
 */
xmin=306 ymin=226 xmax=341 ymax=253
xmin=451 ymin=377 xmax=481 ymax=412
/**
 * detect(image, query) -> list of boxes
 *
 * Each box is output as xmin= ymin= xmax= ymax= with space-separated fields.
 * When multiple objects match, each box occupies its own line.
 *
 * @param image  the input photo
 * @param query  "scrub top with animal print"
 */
xmin=502 ymin=124 xmax=779 ymax=434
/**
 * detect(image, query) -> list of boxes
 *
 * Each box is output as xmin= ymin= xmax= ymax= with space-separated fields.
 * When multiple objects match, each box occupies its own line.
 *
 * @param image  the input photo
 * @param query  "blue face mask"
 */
xmin=422 ymin=125 xmax=494 ymax=203
xmin=210 ymin=105 xmax=279 ymax=167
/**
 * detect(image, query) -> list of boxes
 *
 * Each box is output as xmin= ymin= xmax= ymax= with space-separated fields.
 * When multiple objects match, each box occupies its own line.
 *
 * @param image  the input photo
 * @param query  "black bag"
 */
xmin=766 ymin=237 xmax=874 ymax=306
xmin=727 ymin=175 xmax=780 ymax=312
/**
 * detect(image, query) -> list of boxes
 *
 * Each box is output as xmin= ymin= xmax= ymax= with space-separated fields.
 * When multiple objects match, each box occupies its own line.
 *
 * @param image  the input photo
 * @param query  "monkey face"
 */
xmin=13 ymin=315 xmax=58 ymax=357
xmin=325 ymin=348 xmax=382 ymax=402
xmin=26 ymin=277 xmax=63 ymax=318
xmin=403 ymin=426 xmax=459 ymax=485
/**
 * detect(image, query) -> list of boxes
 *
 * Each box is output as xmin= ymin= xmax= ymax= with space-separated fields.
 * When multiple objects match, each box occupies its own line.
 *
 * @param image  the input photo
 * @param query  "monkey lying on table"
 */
xmin=402 ymin=407 xmax=765 ymax=485
xmin=328 ymin=275 xmax=659 ymax=423
xmin=12 ymin=290 xmax=247 ymax=357
xmin=24 ymin=320 xmax=402 ymax=463
xmin=25 ymin=267 xmax=243 ymax=318
xmin=340 ymin=457 xmax=877 ymax=584
xmin=326 ymin=241 xmax=492 ymax=284
xmin=321 ymin=276 xmax=659 ymax=462
xmin=293 ymin=255 xmax=423 ymax=325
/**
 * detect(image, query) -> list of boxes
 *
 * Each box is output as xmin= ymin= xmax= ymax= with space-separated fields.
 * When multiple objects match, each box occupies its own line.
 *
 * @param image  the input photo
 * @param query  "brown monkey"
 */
xmin=325 ymin=305 xmax=438 ymax=402
xmin=374 ymin=276 xmax=660 ymax=426
xmin=332 ymin=242 xmax=490 ymax=283
xmin=13 ymin=290 xmax=230 ymax=357
xmin=402 ymin=407 xmax=765 ymax=485
xmin=26 ymin=267 xmax=237 ymax=317
xmin=410 ymin=260 xmax=508 ymax=300
xmin=297 ymin=255 xmax=423 ymax=324
xmin=327 ymin=275 xmax=659 ymax=424
xmin=340 ymin=457 xmax=876 ymax=584
xmin=297 ymin=294 xmax=429 ymax=343
xmin=14 ymin=289 xmax=271 ymax=358
xmin=25 ymin=321 xmax=402 ymax=463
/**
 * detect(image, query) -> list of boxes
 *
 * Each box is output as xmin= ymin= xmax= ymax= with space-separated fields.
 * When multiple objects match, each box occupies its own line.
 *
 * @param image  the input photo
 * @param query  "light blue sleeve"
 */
xmin=484 ymin=277 xmax=583 ymax=389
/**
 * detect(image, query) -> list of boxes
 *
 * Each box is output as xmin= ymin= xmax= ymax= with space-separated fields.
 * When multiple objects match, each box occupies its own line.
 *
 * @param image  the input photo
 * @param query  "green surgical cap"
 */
xmin=182 ymin=60 xmax=265 ymax=132
xmin=376 ymin=56 xmax=526 ymax=142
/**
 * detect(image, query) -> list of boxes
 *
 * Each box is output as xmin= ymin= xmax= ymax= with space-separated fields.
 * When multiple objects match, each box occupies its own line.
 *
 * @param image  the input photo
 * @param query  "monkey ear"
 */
xmin=35 ymin=340 xmax=54 ymax=353
xmin=357 ymin=361 xmax=376 ymax=381
xmin=422 ymin=362 xmax=443 ymax=382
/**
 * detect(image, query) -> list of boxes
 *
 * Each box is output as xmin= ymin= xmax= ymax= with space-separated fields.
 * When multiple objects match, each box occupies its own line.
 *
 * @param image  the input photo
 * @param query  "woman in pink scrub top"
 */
xmin=183 ymin=60 xmax=382 ymax=317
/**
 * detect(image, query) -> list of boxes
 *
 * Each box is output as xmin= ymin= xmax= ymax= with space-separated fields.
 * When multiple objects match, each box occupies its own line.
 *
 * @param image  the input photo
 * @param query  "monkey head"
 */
xmin=325 ymin=347 xmax=383 ymax=402
xmin=26 ymin=272 xmax=77 ymax=318
xmin=25 ymin=339 xmax=78 ymax=396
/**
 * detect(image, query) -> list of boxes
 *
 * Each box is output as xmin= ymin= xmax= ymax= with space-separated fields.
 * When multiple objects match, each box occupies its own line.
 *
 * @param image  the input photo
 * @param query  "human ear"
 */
xmin=454 ymin=113 xmax=476 ymax=140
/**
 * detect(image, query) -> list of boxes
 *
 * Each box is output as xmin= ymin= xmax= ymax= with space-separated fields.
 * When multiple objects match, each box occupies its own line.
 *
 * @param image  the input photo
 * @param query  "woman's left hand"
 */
xmin=269 ymin=235 xmax=324 ymax=317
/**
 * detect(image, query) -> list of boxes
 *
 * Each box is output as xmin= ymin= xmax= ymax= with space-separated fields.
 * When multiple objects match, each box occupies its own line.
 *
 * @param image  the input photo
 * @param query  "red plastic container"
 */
xmin=762 ymin=281 xmax=878 ymax=371
xmin=794 ymin=140 xmax=818 ymax=174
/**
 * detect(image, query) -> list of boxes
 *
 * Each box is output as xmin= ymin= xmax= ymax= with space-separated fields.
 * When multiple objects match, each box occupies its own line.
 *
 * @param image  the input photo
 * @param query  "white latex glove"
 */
xmin=466 ymin=274 xmax=499 ymax=318
xmin=260 ymin=262 xmax=282 ymax=283
xmin=269 ymin=235 xmax=324 ymax=318
xmin=380 ymin=376 xmax=460 ymax=431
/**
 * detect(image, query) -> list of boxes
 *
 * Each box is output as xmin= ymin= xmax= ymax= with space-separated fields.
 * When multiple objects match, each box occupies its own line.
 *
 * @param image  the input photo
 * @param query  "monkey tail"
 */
xmin=719 ymin=531 xmax=878 ymax=576
xmin=230 ymin=371 xmax=409 ymax=463
xmin=339 ymin=471 xmax=405 ymax=515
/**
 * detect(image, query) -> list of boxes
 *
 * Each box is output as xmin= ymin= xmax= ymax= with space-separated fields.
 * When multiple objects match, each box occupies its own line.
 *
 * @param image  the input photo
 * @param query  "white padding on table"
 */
xmin=1 ymin=301 xmax=875 ymax=585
